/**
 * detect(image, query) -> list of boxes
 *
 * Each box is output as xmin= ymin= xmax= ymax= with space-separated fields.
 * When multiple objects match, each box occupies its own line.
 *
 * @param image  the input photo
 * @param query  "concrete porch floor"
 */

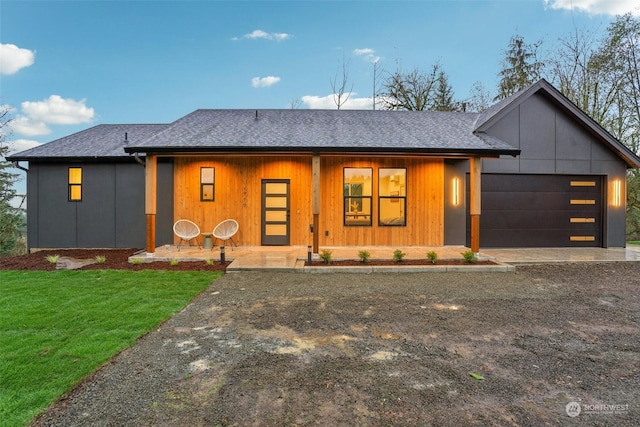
xmin=129 ymin=244 xmax=640 ymax=271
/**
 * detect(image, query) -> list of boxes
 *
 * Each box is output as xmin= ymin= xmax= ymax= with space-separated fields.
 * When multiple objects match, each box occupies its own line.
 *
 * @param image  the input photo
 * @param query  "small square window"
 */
xmin=200 ymin=167 xmax=215 ymax=201
xmin=68 ymin=167 xmax=82 ymax=201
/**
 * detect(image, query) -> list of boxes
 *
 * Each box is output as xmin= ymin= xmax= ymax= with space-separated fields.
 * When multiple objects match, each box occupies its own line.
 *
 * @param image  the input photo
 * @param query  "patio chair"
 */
xmin=212 ymin=219 xmax=239 ymax=250
xmin=173 ymin=219 xmax=201 ymax=250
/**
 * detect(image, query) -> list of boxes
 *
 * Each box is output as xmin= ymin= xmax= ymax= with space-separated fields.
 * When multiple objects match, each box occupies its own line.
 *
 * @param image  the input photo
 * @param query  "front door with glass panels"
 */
xmin=261 ymin=179 xmax=290 ymax=245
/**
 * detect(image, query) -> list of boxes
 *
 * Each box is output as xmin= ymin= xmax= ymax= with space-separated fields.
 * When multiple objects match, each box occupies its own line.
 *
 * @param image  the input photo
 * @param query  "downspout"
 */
xmin=134 ymin=152 xmax=145 ymax=166
xmin=13 ymin=161 xmax=28 ymax=172
xmin=125 ymin=132 xmax=146 ymax=166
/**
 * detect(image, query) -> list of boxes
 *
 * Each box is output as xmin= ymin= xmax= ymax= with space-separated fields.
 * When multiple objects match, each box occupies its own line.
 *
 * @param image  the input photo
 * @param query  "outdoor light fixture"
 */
xmin=307 ymin=245 xmax=312 ymax=265
xmin=452 ymin=177 xmax=460 ymax=207
xmin=612 ymin=179 xmax=622 ymax=207
xmin=220 ymin=246 xmax=226 ymax=264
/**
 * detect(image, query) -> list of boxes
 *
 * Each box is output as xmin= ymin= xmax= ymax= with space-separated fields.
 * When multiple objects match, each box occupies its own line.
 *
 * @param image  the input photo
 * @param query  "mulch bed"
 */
xmin=306 ymin=259 xmax=497 ymax=266
xmin=0 ymin=249 xmax=228 ymax=272
xmin=0 ymin=249 xmax=496 ymax=271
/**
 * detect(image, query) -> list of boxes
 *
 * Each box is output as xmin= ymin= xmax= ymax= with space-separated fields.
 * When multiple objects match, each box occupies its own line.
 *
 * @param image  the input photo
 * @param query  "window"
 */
xmin=379 ymin=168 xmax=406 ymax=226
xmin=200 ymin=167 xmax=215 ymax=201
xmin=344 ymin=168 xmax=372 ymax=226
xmin=68 ymin=167 xmax=82 ymax=201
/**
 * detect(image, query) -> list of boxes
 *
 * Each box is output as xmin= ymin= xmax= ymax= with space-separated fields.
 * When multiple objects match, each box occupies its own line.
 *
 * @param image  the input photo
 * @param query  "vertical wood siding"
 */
xmin=319 ymin=157 xmax=444 ymax=246
xmin=174 ymin=156 xmax=312 ymax=246
xmin=173 ymin=155 xmax=444 ymax=246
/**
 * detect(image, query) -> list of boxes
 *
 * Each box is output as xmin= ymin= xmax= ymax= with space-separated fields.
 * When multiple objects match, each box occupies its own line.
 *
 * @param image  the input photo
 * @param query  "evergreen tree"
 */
xmin=0 ymin=106 xmax=23 ymax=256
xmin=430 ymin=70 xmax=458 ymax=111
xmin=496 ymin=35 xmax=544 ymax=100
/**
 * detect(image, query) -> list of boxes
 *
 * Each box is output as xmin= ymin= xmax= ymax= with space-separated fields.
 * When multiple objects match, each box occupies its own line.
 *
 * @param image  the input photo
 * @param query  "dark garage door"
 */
xmin=467 ymin=174 xmax=603 ymax=248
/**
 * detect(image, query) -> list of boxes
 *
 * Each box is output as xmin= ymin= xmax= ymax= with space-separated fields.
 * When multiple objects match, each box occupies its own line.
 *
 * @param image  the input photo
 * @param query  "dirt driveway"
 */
xmin=32 ymin=263 xmax=639 ymax=426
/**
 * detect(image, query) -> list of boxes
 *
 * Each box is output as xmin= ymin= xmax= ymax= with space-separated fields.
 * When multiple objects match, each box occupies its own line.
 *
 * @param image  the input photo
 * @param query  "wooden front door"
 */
xmin=261 ymin=179 xmax=290 ymax=245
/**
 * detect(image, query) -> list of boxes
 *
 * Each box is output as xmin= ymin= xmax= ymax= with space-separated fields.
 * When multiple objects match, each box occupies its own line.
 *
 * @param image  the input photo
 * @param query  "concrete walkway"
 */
xmin=130 ymin=244 xmax=640 ymax=272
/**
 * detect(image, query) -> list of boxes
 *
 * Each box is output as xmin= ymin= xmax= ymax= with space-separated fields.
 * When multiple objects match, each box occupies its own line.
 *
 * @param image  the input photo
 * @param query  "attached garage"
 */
xmin=468 ymin=174 xmax=603 ymax=248
xmin=473 ymin=79 xmax=640 ymax=249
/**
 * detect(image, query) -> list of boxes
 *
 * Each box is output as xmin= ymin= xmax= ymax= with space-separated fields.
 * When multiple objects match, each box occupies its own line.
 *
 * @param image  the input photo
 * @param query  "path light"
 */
xmin=308 ymin=245 xmax=312 ymax=264
xmin=220 ymin=246 xmax=225 ymax=264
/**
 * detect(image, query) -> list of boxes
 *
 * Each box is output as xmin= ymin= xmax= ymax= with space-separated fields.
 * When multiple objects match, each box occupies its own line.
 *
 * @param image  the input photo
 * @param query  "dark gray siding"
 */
xmin=26 ymin=160 xmax=174 ymax=249
xmin=34 ymin=165 xmax=78 ymax=247
xmin=444 ymin=159 xmax=467 ymax=245
xmin=115 ymin=164 xmax=146 ymax=247
xmin=482 ymin=92 xmax=628 ymax=247
xmin=156 ymin=160 xmax=174 ymax=246
xmin=77 ymin=164 xmax=117 ymax=247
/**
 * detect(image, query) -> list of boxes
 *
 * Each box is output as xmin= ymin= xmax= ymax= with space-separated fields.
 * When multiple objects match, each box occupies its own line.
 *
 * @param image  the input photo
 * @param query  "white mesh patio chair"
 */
xmin=173 ymin=219 xmax=201 ymax=250
xmin=212 ymin=219 xmax=239 ymax=250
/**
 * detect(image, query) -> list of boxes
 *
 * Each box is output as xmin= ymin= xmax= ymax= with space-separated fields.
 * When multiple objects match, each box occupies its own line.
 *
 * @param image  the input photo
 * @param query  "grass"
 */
xmin=0 ymin=270 xmax=220 ymax=427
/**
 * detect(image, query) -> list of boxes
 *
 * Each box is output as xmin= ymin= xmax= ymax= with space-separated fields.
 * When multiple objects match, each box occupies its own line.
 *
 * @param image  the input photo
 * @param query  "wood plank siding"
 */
xmin=173 ymin=155 xmax=444 ymax=246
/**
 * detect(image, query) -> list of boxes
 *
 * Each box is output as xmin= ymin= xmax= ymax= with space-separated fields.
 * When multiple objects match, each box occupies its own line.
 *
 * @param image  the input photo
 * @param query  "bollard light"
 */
xmin=220 ymin=246 xmax=226 ymax=264
xmin=307 ymin=245 xmax=312 ymax=265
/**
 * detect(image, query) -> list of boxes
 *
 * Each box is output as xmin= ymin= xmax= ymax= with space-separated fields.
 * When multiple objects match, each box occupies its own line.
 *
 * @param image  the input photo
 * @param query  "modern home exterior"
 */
xmin=9 ymin=79 xmax=640 ymax=253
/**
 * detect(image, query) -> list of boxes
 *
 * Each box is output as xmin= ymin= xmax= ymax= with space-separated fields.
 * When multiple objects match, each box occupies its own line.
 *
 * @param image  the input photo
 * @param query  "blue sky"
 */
xmin=1 ymin=0 xmax=639 ymax=158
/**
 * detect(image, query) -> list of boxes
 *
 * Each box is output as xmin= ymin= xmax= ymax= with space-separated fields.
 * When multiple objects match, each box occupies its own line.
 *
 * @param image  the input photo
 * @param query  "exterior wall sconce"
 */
xmin=612 ymin=179 xmax=622 ymax=207
xmin=452 ymin=177 xmax=461 ymax=207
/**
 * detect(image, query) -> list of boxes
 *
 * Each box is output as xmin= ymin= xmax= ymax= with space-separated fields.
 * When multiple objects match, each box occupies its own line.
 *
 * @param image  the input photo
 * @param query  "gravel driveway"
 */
xmin=32 ymin=263 xmax=640 ymax=426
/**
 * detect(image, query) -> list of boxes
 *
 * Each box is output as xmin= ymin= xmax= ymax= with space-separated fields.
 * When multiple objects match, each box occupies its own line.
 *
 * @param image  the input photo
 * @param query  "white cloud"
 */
xmin=544 ymin=0 xmax=640 ymax=16
xmin=233 ymin=29 xmax=292 ymax=41
xmin=0 ymin=43 xmax=35 ymax=75
xmin=21 ymin=95 xmax=94 ymax=125
xmin=353 ymin=48 xmax=381 ymax=63
xmin=251 ymin=76 xmax=281 ymax=88
xmin=9 ymin=116 xmax=51 ymax=136
xmin=6 ymin=139 xmax=42 ymax=155
xmin=301 ymin=93 xmax=375 ymax=109
xmin=8 ymin=95 xmax=95 ymax=136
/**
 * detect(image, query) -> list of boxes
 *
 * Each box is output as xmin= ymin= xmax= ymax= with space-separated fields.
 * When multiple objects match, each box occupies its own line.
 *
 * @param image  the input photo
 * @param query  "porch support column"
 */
xmin=469 ymin=156 xmax=482 ymax=254
xmin=145 ymin=154 xmax=157 ymax=254
xmin=312 ymin=154 xmax=320 ymax=254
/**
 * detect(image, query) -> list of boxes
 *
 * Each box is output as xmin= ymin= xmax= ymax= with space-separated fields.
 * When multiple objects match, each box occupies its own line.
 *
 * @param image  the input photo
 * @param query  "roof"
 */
xmin=10 ymin=79 xmax=639 ymax=166
xmin=7 ymin=124 xmax=169 ymax=161
xmin=121 ymin=109 xmax=520 ymax=156
xmin=475 ymin=79 xmax=640 ymax=169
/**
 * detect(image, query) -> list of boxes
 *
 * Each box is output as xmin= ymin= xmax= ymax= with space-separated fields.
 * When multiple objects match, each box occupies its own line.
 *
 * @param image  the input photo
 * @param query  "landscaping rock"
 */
xmin=56 ymin=257 xmax=97 ymax=270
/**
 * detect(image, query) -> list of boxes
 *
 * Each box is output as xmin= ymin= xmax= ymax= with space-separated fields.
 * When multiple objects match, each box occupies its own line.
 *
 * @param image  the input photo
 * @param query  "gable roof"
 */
xmin=123 ymin=109 xmax=519 ymax=156
xmin=8 ymin=124 xmax=169 ymax=161
xmin=475 ymin=79 xmax=640 ymax=169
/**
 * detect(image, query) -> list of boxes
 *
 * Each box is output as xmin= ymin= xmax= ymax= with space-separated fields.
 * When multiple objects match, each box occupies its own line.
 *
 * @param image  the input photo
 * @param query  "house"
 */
xmin=9 ymin=79 xmax=640 ymax=254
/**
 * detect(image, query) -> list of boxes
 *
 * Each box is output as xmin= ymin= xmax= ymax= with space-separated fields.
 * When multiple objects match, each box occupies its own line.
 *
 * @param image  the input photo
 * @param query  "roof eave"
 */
xmin=6 ymin=155 xmax=140 ymax=163
xmin=123 ymin=145 xmax=520 ymax=157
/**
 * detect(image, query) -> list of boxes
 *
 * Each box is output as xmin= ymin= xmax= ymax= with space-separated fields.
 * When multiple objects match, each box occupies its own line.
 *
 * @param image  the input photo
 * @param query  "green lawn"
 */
xmin=0 ymin=270 xmax=220 ymax=427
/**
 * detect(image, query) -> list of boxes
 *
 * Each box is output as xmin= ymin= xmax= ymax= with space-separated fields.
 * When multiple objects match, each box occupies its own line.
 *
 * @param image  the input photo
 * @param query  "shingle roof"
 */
xmin=7 ymin=124 xmax=169 ymax=161
xmin=123 ymin=109 xmax=519 ymax=155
